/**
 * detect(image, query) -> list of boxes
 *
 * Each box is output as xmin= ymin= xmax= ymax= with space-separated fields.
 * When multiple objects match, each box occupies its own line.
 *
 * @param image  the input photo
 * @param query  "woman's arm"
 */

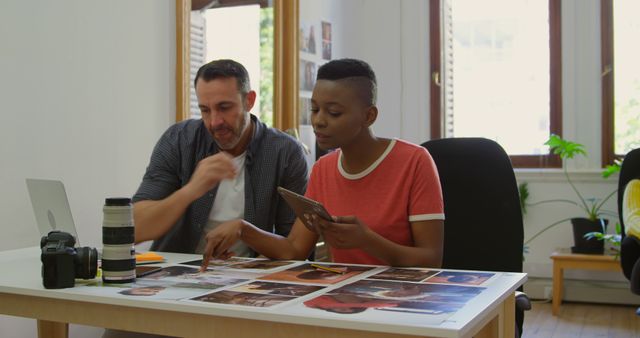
xmin=319 ymin=217 xmax=444 ymax=267
xmin=200 ymin=218 xmax=319 ymax=270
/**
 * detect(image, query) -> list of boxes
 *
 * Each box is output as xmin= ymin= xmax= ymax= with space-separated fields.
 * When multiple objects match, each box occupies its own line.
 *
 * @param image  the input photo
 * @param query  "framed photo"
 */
xmin=321 ymin=21 xmax=332 ymax=60
xmin=298 ymin=97 xmax=312 ymax=126
xmin=299 ymin=22 xmax=317 ymax=54
xmin=299 ymin=60 xmax=316 ymax=91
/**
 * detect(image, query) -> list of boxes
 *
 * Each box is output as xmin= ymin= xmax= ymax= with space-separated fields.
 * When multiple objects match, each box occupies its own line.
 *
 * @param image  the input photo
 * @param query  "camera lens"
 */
xmin=74 ymin=246 xmax=98 ymax=279
xmin=102 ymin=197 xmax=136 ymax=283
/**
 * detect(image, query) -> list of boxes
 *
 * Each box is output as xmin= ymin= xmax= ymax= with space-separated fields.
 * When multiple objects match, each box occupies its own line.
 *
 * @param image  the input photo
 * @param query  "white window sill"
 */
xmin=514 ymin=168 xmax=619 ymax=183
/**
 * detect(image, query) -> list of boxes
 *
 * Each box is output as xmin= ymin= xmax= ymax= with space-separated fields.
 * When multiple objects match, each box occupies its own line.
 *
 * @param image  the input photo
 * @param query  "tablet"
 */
xmin=277 ymin=187 xmax=332 ymax=233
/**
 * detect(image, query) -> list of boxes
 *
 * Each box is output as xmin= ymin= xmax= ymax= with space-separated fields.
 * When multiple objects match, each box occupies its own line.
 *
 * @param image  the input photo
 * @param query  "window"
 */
xmin=601 ymin=0 xmax=640 ymax=166
xmin=430 ymin=0 xmax=562 ymax=168
xmin=175 ymin=0 xmax=298 ymax=131
xmin=189 ymin=4 xmax=273 ymax=125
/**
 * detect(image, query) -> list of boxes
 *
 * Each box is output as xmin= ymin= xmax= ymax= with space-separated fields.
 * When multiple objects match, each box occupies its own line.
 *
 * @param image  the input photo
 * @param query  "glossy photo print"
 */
xmin=259 ymin=263 xmax=373 ymax=285
xmin=426 ymin=271 xmax=495 ymax=286
xmin=368 ymin=268 xmax=439 ymax=282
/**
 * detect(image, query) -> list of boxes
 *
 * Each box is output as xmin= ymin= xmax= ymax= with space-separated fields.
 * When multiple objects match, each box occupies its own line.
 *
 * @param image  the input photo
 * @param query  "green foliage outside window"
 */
xmin=259 ymin=8 xmax=274 ymax=127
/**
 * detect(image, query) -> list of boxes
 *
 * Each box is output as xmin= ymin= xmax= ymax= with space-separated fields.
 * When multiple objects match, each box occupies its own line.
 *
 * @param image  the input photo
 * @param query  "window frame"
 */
xmin=600 ymin=0 xmax=625 ymax=166
xmin=429 ymin=0 xmax=562 ymax=168
xmin=175 ymin=0 xmax=299 ymax=130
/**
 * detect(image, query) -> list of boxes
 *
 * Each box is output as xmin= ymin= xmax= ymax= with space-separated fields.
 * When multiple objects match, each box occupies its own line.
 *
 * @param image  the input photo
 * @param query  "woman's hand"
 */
xmin=315 ymin=215 xmax=370 ymax=249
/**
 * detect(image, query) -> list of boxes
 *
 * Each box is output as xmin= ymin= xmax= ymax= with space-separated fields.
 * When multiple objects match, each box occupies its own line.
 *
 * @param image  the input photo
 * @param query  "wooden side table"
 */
xmin=550 ymin=250 xmax=621 ymax=315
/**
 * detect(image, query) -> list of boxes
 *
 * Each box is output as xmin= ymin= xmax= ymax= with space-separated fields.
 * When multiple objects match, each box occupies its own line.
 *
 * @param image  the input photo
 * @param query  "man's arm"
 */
xmin=135 ymin=152 xmax=237 ymax=243
xmin=134 ymin=189 xmax=196 ymax=243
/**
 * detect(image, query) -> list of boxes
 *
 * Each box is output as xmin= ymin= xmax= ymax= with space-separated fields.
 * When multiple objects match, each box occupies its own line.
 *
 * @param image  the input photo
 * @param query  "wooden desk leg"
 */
xmin=37 ymin=319 xmax=68 ymax=338
xmin=501 ymin=293 xmax=515 ymax=338
xmin=475 ymin=293 xmax=515 ymax=338
xmin=552 ymin=261 xmax=563 ymax=316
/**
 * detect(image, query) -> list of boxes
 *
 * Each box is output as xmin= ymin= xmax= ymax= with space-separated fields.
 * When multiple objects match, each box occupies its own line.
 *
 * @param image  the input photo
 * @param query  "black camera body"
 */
xmin=40 ymin=230 xmax=98 ymax=289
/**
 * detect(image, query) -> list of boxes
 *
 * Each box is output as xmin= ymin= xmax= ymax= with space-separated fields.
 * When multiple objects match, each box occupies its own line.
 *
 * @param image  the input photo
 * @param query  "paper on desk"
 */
xmin=135 ymin=252 xmax=165 ymax=264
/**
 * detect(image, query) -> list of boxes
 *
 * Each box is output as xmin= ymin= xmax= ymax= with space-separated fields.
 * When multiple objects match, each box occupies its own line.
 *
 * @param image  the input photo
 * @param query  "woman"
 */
xmin=201 ymin=58 xmax=444 ymax=268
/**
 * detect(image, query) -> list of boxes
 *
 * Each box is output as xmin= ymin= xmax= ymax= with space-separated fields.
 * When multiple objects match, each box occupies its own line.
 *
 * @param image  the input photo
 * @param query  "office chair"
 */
xmin=618 ymin=148 xmax=640 ymax=315
xmin=421 ymin=137 xmax=530 ymax=337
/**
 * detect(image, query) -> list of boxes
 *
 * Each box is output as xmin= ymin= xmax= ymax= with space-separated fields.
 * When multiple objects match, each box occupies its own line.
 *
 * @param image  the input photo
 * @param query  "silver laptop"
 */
xmin=25 ymin=178 xmax=80 ymax=245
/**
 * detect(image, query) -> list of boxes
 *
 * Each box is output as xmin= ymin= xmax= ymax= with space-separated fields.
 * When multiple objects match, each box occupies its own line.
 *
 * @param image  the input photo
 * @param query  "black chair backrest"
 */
xmin=618 ymin=148 xmax=640 ymax=238
xmin=421 ymin=138 xmax=523 ymax=273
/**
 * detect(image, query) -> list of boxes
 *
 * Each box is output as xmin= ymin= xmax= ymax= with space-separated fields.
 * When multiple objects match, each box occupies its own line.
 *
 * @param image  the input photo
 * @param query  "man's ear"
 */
xmin=364 ymin=106 xmax=378 ymax=127
xmin=244 ymin=90 xmax=257 ymax=111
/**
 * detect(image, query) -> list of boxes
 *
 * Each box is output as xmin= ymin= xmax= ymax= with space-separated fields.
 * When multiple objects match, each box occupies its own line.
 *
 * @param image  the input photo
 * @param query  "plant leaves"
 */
xmin=602 ymin=163 xmax=621 ymax=178
xmin=545 ymin=134 xmax=587 ymax=159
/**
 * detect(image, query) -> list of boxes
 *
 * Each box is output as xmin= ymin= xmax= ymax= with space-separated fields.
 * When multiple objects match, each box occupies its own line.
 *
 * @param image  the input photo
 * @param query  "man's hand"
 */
xmin=200 ymin=219 xmax=245 ymax=271
xmin=184 ymin=152 xmax=237 ymax=200
xmin=315 ymin=215 xmax=370 ymax=249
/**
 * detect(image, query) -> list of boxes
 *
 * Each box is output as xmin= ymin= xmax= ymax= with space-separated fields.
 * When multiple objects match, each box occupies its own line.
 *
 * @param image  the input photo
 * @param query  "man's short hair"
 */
xmin=316 ymin=58 xmax=377 ymax=105
xmin=194 ymin=59 xmax=251 ymax=95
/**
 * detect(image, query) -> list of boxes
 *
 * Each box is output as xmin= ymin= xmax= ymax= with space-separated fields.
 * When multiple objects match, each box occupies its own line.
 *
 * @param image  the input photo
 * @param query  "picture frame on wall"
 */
xmin=299 ymin=22 xmax=317 ymax=54
xmin=299 ymin=60 xmax=316 ymax=92
xmin=321 ymin=21 xmax=332 ymax=60
xmin=298 ymin=97 xmax=312 ymax=125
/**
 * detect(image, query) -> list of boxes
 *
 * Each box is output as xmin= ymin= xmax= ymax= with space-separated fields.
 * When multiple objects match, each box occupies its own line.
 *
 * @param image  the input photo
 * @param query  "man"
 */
xmin=133 ymin=59 xmax=308 ymax=256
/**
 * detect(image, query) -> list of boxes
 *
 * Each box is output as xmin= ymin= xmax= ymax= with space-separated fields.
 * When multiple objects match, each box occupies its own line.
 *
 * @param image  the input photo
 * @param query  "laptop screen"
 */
xmin=25 ymin=178 xmax=81 ymax=245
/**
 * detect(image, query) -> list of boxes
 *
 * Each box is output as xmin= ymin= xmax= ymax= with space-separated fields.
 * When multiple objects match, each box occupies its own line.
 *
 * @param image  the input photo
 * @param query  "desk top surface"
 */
xmin=0 ymin=246 xmax=526 ymax=338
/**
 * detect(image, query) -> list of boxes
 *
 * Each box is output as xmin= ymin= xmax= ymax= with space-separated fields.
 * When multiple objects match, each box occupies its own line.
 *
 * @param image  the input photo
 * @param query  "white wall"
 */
xmin=300 ymin=0 xmax=431 ymax=145
xmin=0 ymin=0 xmax=175 ymax=252
xmin=0 ymin=0 xmax=176 ymax=336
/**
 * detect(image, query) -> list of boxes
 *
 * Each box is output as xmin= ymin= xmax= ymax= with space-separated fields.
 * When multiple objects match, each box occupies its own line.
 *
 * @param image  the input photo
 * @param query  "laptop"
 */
xmin=25 ymin=178 xmax=81 ymax=245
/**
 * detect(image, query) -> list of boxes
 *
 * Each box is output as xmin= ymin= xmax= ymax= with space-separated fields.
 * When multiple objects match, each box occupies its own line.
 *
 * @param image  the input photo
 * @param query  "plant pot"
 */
xmin=570 ymin=218 xmax=608 ymax=254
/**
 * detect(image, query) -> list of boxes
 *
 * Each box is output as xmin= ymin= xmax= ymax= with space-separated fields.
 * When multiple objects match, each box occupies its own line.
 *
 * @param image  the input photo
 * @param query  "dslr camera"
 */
xmin=40 ymin=230 xmax=98 ymax=289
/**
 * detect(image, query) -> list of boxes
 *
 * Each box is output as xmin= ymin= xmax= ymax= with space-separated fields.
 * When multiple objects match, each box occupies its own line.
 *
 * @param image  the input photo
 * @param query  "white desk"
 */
xmin=0 ymin=247 xmax=526 ymax=338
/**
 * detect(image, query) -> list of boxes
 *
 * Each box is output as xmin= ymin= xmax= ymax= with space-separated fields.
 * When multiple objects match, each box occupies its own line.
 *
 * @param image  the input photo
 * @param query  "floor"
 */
xmin=522 ymin=301 xmax=640 ymax=338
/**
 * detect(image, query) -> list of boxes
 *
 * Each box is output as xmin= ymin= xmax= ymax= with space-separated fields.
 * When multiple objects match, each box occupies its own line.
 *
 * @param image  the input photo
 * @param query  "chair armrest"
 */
xmin=515 ymin=291 xmax=531 ymax=311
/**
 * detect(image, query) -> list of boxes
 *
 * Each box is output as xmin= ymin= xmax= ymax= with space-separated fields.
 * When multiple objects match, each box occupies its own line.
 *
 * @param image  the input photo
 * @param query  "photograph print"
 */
xmin=179 ymin=257 xmax=254 ymax=268
xmin=224 ymin=260 xmax=296 ymax=271
xmin=259 ymin=263 xmax=373 ymax=285
xmin=426 ymin=271 xmax=495 ymax=286
xmin=227 ymin=281 xmax=324 ymax=297
xmin=191 ymin=290 xmax=294 ymax=308
xmin=367 ymin=268 xmax=439 ymax=282
xmin=140 ymin=265 xmax=200 ymax=280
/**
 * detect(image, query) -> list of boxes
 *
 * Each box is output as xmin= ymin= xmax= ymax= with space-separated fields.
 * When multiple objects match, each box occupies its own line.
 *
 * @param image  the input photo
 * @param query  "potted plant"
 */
xmin=523 ymin=135 xmax=621 ymax=254
xmin=584 ymin=222 xmax=622 ymax=258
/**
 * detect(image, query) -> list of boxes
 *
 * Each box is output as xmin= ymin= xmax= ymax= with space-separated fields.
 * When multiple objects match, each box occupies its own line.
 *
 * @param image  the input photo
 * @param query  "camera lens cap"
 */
xmin=105 ymin=198 xmax=131 ymax=206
